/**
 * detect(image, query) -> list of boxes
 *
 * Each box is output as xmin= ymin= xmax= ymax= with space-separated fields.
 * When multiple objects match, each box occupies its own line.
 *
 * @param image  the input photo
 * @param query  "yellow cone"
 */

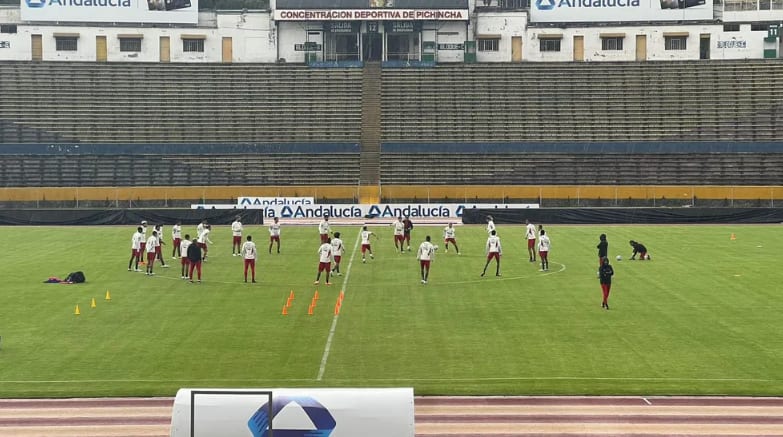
xmin=90 ymin=298 xmax=96 ymax=309
xmin=74 ymin=305 xmax=81 ymax=316
xmin=105 ymin=290 xmax=111 ymax=301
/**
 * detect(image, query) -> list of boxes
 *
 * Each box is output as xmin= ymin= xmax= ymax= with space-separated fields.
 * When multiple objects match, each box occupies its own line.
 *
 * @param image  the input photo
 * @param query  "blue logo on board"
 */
xmin=535 ymin=0 xmax=556 ymax=9
xmin=248 ymin=396 xmax=336 ymax=437
xmin=25 ymin=0 xmax=46 ymax=8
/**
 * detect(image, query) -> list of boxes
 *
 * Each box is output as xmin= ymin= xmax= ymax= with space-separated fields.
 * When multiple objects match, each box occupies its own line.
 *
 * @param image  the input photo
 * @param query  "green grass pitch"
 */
xmin=1 ymin=223 xmax=782 ymax=398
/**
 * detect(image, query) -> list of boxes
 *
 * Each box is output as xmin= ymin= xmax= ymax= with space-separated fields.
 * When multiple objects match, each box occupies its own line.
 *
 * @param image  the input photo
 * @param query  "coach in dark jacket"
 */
xmin=186 ymin=238 xmax=203 ymax=282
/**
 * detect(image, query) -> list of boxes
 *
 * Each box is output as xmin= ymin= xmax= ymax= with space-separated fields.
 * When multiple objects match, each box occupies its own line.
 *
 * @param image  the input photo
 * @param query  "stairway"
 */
xmin=359 ymin=61 xmax=381 ymax=203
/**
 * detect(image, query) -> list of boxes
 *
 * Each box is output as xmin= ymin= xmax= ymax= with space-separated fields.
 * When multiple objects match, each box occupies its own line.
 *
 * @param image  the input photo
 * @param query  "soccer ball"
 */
xmin=615 ymin=255 xmax=622 ymax=261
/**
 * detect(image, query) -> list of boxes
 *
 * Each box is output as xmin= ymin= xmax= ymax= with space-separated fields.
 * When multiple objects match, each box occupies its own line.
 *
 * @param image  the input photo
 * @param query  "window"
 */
xmin=664 ymin=36 xmax=687 ymax=50
xmin=477 ymin=38 xmax=500 ymax=52
xmin=751 ymin=23 xmax=769 ymax=31
xmin=760 ymin=0 xmax=770 ymax=9
xmin=723 ymin=23 xmax=740 ymax=31
xmin=601 ymin=37 xmax=624 ymax=50
xmin=539 ymin=38 xmax=561 ymax=52
xmin=55 ymin=36 xmax=78 ymax=51
xmin=183 ymin=38 xmax=204 ymax=52
xmin=119 ymin=37 xmax=142 ymax=52
xmin=0 ymin=24 xmax=17 ymax=34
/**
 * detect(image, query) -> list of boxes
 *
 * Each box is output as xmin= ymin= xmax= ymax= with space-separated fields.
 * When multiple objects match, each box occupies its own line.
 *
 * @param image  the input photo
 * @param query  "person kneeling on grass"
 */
xmin=629 ymin=240 xmax=650 ymax=260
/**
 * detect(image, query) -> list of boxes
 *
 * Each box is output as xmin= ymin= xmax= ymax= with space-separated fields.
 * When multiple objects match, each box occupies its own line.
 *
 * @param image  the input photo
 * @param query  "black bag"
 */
xmin=65 ymin=271 xmax=86 ymax=283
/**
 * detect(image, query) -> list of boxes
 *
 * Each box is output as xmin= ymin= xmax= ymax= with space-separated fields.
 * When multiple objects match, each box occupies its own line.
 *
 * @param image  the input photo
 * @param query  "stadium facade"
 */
xmin=0 ymin=0 xmax=781 ymax=62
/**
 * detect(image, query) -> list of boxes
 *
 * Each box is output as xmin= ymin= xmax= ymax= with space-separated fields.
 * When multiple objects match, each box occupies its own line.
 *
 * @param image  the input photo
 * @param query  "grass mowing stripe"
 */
xmin=316 ymin=228 xmax=362 ymax=381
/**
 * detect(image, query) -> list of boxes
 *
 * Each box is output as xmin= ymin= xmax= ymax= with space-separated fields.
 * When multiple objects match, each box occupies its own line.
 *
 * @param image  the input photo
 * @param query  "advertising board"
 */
xmin=20 ymin=0 xmax=198 ymax=24
xmin=530 ymin=0 xmax=712 ymax=22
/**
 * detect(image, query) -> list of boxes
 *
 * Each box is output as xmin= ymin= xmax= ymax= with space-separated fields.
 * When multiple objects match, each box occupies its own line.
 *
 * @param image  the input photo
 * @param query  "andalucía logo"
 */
xmin=25 ymin=0 xmax=46 ymax=8
xmin=536 ymin=0 xmax=556 ymax=9
xmin=247 ymin=396 xmax=336 ymax=437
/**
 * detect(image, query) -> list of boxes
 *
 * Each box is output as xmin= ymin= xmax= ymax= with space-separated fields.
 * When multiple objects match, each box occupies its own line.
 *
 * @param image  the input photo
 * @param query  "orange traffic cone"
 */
xmin=314 ymin=290 xmax=319 ymax=301
xmin=334 ymin=302 xmax=341 ymax=315
xmin=282 ymin=304 xmax=288 ymax=316
xmin=308 ymin=304 xmax=314 ymax=315
xmin=289 ymin=290 xmax=295 ymax=299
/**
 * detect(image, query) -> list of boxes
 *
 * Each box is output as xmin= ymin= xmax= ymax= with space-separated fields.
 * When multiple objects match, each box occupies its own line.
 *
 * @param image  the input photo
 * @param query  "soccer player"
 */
xmin=599 ymin=257 xmax=614 ymax=309
xmin=538 ymin=229 xmax=551 ymax=271
xmin=403 ymin=216 xmax=414 ymax=251
xmin=597 ymin=234 xmax=608 ymax=267
xmin=145 ymin=231 xmax=158 ymax=276
xmin=154 ymin=225 xmax=168 ymax=268
xmin=171 ymin=221 xmax=182 ymax=258
xmin=486 ymin=215 xmax=496 ymax=235
xmin=314 ymin=237 xmax=333 ymax=285
xmin=196 ymin=220 xmax=207 ymax=240
xmin=139 ymin=220 xmax=148 ymax=263
xmin=318 ymin=215 xmax=331 ymax=244
xmin=629 ymin=240 xmax=650 ymax=260
xmin=268 ymin=217 xmax=281 ymax=254
xmin=525 ymin=219 xmax=537 ymax=262
xmin=416 ymin=235 xmax=437 ymax=284
xmin=443 ymin=223 xmax=460 ymax=255
xmin=481 ymin=230 xmax=502 ymax=277
xmin=187 ymin=237 xmax=203 ymax=283
xmin=179 ymin=234 xmax=192 ymax=279
xmin=128 ymin=226 xmax=144 ymax=272
xmin=360 ymin=225 xmax=376 ymax=263
xmin=392 ymin=216 xmax=405 ymax=253
xmin=197 ymin=224 xmax=213 ymax=261
xmin=331 ymin=231 xmax=344 ymax=276
xmin=241 ymin=235 xmax=257 ymax=283
xmin=231 ymin=216 xmax=243 ymax=256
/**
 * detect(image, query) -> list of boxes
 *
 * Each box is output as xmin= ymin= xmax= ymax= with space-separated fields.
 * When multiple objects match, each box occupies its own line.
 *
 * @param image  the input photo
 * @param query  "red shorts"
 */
xmin=198 ymin=242 xmax=207 ymax=250
xmin=528 ymin=239 xmax=536 ymax=249
xmin=334 ymin=255 xmax=342 ymax=264
xmin=132 ymin=249 xmax=140 ymax=257
xmin=244 ymin=259 xmax=255 ymax=268
xmin=539 ymin=250 xmax=548 ymax=258
xmin=394 ymin=235 xmax=404 ymax=243
xmin=320 ymin=233 xmax=329 ymax=244
xmin=155 ymin=245 xmax=162 ymax=255
xmin=270 ymin=235 xmax=280 ymax=242
xmin=173 ymin=238 xmax=181 ymax=248
xmin=146 ymin=252 xmax=156 ymax=263
xmin=233 ymin=236 xmax=242 ymax=245
xmin=487 ymin=252 xmax=500 ymax=261
xmin=318 ymin=261 xmax=331 ymax=272
xmin=639 ymin=251 xmax=647 ymax=259
xmin=445 ymin=238 xmax=456 ymax=244
xmin=361 ymin=244 xmax=371 ymax=253
xmin=420 ymin=260 xmax=431 ymax=269
xmin=140 ymin=242 xmax=146 ymax=252
xmin=181 ymin=257 xmax=190 ymax=266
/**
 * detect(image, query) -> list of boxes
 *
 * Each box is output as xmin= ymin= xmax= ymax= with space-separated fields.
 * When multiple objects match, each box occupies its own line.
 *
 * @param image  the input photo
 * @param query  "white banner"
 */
xmin=238 ymin=197 xmax=315 ymax=207
xmin=274 ymin=9 xmax=469 ymax=21
xmin=170 ymin=388 xmax=415 ymax=437
xmin=21 ymin=0 xmax=198 ymax=24
xmin=191 ymin=203 xmax=539 ymax=218
xmin=530 ymin=0 xmax=712 ymax=22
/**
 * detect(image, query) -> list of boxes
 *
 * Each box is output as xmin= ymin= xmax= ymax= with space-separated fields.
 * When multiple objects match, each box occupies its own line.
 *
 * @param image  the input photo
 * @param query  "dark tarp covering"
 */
xmin=463 ymin=208 xmax=783 ymax=225
xmin=0 ymin=209 xmax=264 ymax=226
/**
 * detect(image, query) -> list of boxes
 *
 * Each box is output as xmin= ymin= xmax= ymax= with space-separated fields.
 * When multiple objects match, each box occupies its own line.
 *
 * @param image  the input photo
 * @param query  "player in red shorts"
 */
xmin=331 ymin=231 xmax=344 ymax=276
xmin=145 ymin=231 xmax=158 ymax=276
xmin=481 ymin=230 xmax=502 ymax=277
xmin=391 ymin=216 xmax=405 ymax=253
xmin=231 ymin=216 xmax=243 ymax=256
xmin=629 ymin=240 xmax=650 ymax=260
xmin=416 ymin=235 xmax=437 ymax=284
xmin=197 ymin=224 xmax=213 ymax=261
xmin=442 ymin=222 xmax=460 ymax=255
xmin=268 ymin=217 xmax=281 ymax=254
xmin=360 ymin=225 xmax=376 ymax=263
xmin=402 ymin=216 xmax=414 ymax=252
xmin=187 ymin=237 xmax=203 ymax=283
xmin=171 ymin=221 xmax=182 ymax=258
xmin=538 ymin=229 xmax=551 ymax=271
xmin=314 ymin=237 xmax=333 ymax=285
xmin=318 ymin=215 xmax=331 ymax=244
xmin=241 ymin=235 xmax=257 ymax=283
xmin=179 ymin=234 xmax=191 ymax=279
xmin=153 ymin=225 xmax=168 ymax=268
xmin=525 ymin=219 xmax=537 ymax=262
xmin=128 ymin=226 xmax=144 ymax=272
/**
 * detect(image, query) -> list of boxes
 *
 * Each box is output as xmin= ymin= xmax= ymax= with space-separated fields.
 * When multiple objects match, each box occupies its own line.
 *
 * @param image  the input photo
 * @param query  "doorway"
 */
xmin=699 ymin=34 xmax=710 ymax=59
xmin=222 ymin=37 xmax=233 ymax=63
xmin=159 ymin=36 xmax=170 ymax=63
xmin=362 ymin=33 xmax=382 ymax=61
xmin=96 ymin=36 xmax=107 ymax=62
xmin=573 ymin=35 xmax=584 ymax=61
xmin=635 ymin=35 xmax=647 ymax=61
xmin=511 ymin=36 xmax=522 ymax=62
xmin=31 ymin=34 xmax=42 ymax=61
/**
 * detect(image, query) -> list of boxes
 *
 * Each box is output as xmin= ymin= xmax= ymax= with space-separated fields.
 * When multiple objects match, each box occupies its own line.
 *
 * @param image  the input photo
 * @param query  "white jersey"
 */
xmin=241 ymin=241 xmax=257 ymax=260
xmin=331 ymin=238 xmax=344 ymax=256
xmin=146 ymin=235 xmax=158 ymax=253
xmin=318 ymin=220 xmax=331 ymax=235
xmin=526 ymin=223 xmax=536 ymax=240
xmin=155 ymin=227 xmax=164 ymax=242
xmin=131 ymin=231 xmax=143 ymax=250
xmin=486 ymin=235 xmax=502 ymax=254
xmin=443 ymin=226 xmax=456 ymax=239
xmin=179 ymin=239 xmax=192 ymax=256
xmin=172 ymin=224 xmax=181 ymax=240
xmin=231 ymin=220 xmax=243 ymax=237
xmin=417 ymin=241 xmax=436 ymax=261
xmin=141 ymin=225 xmax=148 ymax=238
xmin=486 ymin=220 xmax=496 ymax=235
xmin=197 ymin=229 xmax=212 ymax=244
xmin=318 ymin=243 xmax=333 ymax=263
xmin=392 ymin=220 xmax=404 ymax=236
xmin=538 ymin=235 xmax=551 ymax=252
xmin=361 ymin=230 xmax=373 ymax=245
xmin=269 ymin=223 xmax=281 ymax=237
xmin=196 ymin=223 xmax=205 ymax=238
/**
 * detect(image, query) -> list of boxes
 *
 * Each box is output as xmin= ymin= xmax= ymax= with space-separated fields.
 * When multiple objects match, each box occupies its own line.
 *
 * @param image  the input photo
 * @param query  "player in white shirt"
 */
xmin=443 ymin=223 xmax=460 ymax=255
xmin=525 ymin=219 xmax=537 ymax=263
xmin=481 ymin=230 xmax=502 ymax=277
xmin=538 ymin=229 xmax=551 ymax=272
xmin=171 ymin=222 xmax=182 ymax=258
xmin=268 ymin=217 xmax=281 ymax=254
xmin=154 ymin=225 xmax=168 ymax=268
xmin=391 ymin=216 xmax=405 ymax=253
xmin=231 ymin=216 xmax=243 ymax=256
xmin=179 ymin=234 xmax=192 ymax=279
xmin=139 ymin=220 xmax=149 ymax=262
xmin=318 ymin=215 xmax=331 ymax=244
xmin=197 ymin=225 xmax=213 ymax=261
xmin=360 ymin=225 xmax=376 ymax=263
xmin=241 ymin=235 xmax=257 ymax=283
xmin=331 ymin=231 xmax=344 ymax=276
xmin=486 ymin=216 xmax=496 ymax=235
xmin=314 ymin=238 xmax=334 ymax=285
xmin=145 ymin=231 xmax=159 ymax=276
xmin=128 ymin=226 xmax=144 ymax=272
xmin=416 ymin=235 xmax=437 ymax=284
